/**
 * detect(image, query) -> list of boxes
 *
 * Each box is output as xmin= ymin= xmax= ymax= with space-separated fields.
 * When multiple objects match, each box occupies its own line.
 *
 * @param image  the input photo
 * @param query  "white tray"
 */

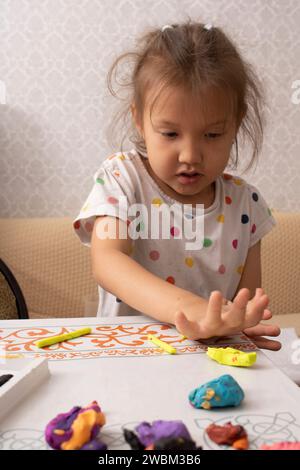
xmin=0 ymin=357 xmax=50 ymax=422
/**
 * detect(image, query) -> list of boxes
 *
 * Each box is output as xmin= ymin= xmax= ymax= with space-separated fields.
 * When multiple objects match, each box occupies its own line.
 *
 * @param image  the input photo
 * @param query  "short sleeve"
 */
xmin=73 ymin=163 xmax=135 ymax=246
xmin=247 ymin=183 xmax=276 ymax=247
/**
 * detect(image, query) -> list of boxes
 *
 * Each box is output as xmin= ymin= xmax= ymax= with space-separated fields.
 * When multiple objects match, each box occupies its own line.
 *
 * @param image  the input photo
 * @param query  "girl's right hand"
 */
xmin=174 ymin=288 xmax=270 ymax=341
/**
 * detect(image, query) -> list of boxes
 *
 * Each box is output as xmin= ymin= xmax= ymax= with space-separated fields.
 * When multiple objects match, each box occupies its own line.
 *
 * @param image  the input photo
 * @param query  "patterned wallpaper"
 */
xmin=0 ymin=0 xmax=300 ymax=217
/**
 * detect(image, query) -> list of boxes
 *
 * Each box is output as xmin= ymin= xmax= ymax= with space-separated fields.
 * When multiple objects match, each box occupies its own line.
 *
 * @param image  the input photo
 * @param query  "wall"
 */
xmin=0 ymin=0 xmax=300 ymax=216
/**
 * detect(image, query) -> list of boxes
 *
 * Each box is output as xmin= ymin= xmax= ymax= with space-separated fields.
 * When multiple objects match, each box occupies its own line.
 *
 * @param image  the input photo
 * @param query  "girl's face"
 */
xmin=133 ymin=85 xmax=242 ymax=206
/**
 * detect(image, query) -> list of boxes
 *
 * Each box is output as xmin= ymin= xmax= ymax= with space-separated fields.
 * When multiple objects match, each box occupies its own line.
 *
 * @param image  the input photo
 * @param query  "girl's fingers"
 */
xmin=254 ymin=288 xmax=264 ymax=298
xmin=174 ymin=311 xmax=202 ymax=341
xmin=246 ymin=335 xmax=282 ymax=351
xmin=223 ymin=288 xmax=249 ymax=327
xmin=243 ymin=323 xmax=281 ymax=338
xmin=262 ymin=309 xmax=272 ymax=320
xmin=206 ymin=291 xmax=224 ymax=325
xmin=234 ymin=288 xmax=251 ymax=307
xmin=244 ymin=294 xmax=269 ymax=328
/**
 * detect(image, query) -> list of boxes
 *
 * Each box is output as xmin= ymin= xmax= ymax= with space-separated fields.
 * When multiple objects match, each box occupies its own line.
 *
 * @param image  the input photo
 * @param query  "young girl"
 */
xmin=74 ymin=21 xmax=281 ymax=350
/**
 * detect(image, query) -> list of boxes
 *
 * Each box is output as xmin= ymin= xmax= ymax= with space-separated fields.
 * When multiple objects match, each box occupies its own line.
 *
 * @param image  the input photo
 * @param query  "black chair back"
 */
xmin=0 ymin=258 xmax=29 ymax=319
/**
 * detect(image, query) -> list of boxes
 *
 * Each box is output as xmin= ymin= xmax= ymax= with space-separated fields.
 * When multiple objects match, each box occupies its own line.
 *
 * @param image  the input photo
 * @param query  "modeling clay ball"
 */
xmin=207 ymin=347 xmax=257 ymax=367
xmin=189 ymin=374 xmax=244 ymax=409
xmin=148 ymin=436 xmax=202 ymax=450
xmin=206 ymin=422 xmax=249 ymax=450
xmin=136 ymin=420 xmax=191 ymax=447
xmin=80 ymin=439 xmax=108 ymax=450
xmin=45 ymin=400 xmax=106 ymax=450
xmin=123 ymin=420 xmax=202 ymax=450
xmin=261 ymin=441 xmax=300 ymax=450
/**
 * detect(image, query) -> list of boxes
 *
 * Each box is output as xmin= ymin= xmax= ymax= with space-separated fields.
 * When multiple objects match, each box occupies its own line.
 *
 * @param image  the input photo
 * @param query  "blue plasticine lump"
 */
xmin=189 ymin=374 xmax=244 ymax=409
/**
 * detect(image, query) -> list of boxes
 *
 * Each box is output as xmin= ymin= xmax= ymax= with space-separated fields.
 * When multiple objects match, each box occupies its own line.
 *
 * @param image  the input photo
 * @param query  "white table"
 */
xmin=1 ymin=316 xmax=300 ymax=450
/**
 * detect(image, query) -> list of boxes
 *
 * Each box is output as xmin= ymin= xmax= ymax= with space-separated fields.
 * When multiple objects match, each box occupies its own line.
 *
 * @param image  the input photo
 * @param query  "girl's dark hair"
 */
xmin=107 ymin=20 xmax=265 ymax=171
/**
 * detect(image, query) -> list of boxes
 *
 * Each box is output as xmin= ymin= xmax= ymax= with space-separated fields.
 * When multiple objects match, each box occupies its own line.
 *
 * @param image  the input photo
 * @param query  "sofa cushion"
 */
xmin=0 ymin=218 xmax=97 ymax=317
xmin=262 ymin=211 xmax=300 ymax=316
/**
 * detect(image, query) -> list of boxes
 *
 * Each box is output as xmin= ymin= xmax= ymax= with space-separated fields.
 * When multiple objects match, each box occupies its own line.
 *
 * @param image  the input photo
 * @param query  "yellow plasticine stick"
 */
xmin=35 ymin=327 xmax=92 ymax=348
xmin=147 ymin=334 xmax=177 ymax=355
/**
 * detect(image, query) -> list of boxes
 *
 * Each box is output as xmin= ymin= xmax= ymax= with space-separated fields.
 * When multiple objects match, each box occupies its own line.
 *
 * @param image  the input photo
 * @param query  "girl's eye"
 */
xmin=161 ymin=132 xmax=178 ymax=139
xmin=205 ymin=133 xmax=222 ymax=139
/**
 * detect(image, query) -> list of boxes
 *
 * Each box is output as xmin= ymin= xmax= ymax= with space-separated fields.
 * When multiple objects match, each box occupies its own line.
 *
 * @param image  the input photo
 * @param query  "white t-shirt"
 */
xmin=73 ymin=149 xmax=276 ymax=317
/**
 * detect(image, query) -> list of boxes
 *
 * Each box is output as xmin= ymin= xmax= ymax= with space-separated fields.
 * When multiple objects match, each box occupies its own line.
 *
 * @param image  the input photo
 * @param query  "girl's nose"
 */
xmin=178 ymin=142 xmax=203 ymax=165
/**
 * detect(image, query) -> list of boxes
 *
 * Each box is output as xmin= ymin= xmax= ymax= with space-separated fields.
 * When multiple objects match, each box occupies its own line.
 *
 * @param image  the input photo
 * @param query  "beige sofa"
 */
xmin=0 ymin=212 xmax=300 ymax=334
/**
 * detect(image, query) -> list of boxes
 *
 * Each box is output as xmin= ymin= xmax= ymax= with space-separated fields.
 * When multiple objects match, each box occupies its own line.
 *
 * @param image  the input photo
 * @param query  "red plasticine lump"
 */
xmin=206 ymin=421 xmax=249 ymax=450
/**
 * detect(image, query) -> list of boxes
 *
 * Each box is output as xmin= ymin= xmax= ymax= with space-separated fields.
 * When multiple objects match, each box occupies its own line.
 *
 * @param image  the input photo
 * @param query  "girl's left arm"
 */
xmin=234 ymin=240 xmax=281 ymax=350
xmin=234 ymin=241 xmax=261 ymax=298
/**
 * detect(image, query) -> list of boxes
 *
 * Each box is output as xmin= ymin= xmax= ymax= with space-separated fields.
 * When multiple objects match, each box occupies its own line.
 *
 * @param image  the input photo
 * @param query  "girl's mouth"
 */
xmin=177 ymin=173 xmax=201 ymax=184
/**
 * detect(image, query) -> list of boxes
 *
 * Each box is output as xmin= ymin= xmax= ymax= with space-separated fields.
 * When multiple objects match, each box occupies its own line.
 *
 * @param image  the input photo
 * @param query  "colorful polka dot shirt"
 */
xmin=73 ymin=149 xmax=276 ymax=317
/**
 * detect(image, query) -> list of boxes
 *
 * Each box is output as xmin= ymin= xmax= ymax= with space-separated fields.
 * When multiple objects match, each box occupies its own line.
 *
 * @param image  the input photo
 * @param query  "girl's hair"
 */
xmin=107 ymin=20 xmax=265 ymax=172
